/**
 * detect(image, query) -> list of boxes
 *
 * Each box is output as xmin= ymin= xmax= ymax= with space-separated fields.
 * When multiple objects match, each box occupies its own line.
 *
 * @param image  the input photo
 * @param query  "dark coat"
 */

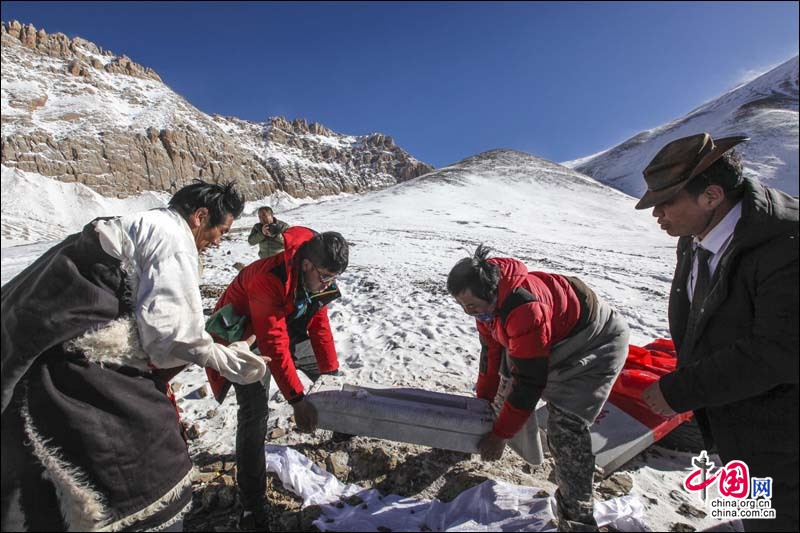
xmin=1 ymin=221 xmax=192 ymax=531
xmin=659 ymin=177 xmax=799 ymax=457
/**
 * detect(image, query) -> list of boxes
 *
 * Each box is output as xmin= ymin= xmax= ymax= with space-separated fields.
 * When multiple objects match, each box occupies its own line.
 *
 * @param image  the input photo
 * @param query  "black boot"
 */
xmin=238 ymin=502 xmax=269 ymax=531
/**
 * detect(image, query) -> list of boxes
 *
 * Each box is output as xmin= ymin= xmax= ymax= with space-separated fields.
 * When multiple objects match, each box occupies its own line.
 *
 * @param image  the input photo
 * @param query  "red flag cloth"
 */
xmin=608 ymin=339 xmax=693 ymax=439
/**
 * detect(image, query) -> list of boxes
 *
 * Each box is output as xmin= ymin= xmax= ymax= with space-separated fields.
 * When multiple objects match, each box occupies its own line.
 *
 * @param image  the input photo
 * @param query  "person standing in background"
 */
xmin=249 ymin=206 xmax=290 ymax=259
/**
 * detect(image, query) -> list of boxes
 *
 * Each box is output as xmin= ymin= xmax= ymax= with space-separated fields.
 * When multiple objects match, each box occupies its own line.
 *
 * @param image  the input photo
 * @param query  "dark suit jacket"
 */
xmin=660 ymin=177 xmax=799 ymax=457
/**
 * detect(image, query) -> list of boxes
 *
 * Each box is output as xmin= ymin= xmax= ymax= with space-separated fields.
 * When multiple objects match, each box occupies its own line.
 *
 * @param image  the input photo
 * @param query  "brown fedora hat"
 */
xmin=634 ymin=133 xmax=749 ymax=210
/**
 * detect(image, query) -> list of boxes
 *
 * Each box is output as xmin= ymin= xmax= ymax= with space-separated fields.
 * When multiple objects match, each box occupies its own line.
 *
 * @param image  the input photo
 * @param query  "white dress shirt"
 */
xmin=687 ymin=201 xmax=743 ymax=301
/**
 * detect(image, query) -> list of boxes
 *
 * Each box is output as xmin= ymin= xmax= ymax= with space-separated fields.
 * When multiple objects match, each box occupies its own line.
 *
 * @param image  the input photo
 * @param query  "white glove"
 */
xmin=205 ymin=337 xmax=267 ymax=385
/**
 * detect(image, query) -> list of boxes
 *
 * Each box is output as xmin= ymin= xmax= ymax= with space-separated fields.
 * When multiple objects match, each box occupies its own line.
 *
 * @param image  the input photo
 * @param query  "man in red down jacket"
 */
xmin=447 ymin=245 xmax=629 ymax=532
xmin=206 ymin=226 xmax=349 ymax=530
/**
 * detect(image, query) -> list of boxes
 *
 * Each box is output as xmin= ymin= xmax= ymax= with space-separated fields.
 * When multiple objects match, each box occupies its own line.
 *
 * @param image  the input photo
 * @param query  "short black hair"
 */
xmin=168 ymin=180 xmax=245 ymax=227
xmin=258 ymin=206 xmax=274 ymax=215
xmin=300 ymin=231 xmax=349 ymax=273
xmin=685 ymin=150 xmax=745 ymax=202
xmin=447 ymin=244 xmax=500 ymax=302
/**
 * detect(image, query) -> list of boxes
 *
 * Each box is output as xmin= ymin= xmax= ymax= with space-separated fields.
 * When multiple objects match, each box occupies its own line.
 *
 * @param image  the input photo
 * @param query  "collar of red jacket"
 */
xmin=280 ymin=226 xmax=318 ymax=299
xmin=488 ymin=257 xmax=529 ymax=307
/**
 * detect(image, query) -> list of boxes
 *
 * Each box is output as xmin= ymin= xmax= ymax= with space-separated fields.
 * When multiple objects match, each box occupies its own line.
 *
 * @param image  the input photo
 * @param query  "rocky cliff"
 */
xmin=1 ymin=21 xmax=433 ymax=198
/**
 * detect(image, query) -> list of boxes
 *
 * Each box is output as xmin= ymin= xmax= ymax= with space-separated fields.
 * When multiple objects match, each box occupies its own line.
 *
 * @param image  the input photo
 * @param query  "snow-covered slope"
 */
xmin=200 ymin=149 xmax=676 ymax=375
xmin=2 ymin=148 xmax=678 ymax=415
xmin=0 ymin=164 xmax=345 ymax=248
xmin=0 ymin=165 xmax=168 ymax=245
xmin=564 ymin=56 xmax=799 ymax=197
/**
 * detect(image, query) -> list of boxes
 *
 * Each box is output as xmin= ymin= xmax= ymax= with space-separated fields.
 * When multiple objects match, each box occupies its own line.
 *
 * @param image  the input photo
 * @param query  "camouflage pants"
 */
xmin=547 ymin=403 xmax=598 ymax=532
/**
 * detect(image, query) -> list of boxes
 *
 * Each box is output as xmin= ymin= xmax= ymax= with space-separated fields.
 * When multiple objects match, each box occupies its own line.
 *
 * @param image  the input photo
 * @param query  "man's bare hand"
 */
xmin=642 ymin=380 xmax=677 ymax=416
xmin=293 ymin=399 xmax=318 ymax=433
xmin=477 ymin=431 xmax=507 ymax=461
xmin=242 ymin=335 xmax=271 ymax=363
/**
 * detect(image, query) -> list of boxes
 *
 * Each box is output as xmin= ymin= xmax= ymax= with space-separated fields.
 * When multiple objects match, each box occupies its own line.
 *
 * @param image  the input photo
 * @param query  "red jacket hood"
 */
xmin=280 ymin=226 xmax=317 ymax=294
xmin=489 ymin=257 xmax=529 ymax=304
xmin=282 ymin=226 xmax=317 ymax=268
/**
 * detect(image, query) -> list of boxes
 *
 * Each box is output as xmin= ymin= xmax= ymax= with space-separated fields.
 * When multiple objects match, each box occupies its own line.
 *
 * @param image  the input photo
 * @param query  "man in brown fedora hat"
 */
xmin=636 ymin=133 xmax=798 ymax=531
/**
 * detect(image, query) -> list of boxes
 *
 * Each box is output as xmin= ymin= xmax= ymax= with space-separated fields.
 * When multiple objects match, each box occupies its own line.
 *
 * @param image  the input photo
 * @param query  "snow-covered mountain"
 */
xmin=564 ymin=56 xmax=799 ymax=198
xmin=201 ymin=149 xmax=677 ymax=352
xmin=0 ymin=21 xmax=433 ymax=199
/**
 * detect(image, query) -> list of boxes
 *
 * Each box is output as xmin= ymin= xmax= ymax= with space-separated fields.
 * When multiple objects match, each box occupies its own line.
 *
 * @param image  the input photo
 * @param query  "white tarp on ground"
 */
xmin=264 ymin=445 xmax=651 ymax=532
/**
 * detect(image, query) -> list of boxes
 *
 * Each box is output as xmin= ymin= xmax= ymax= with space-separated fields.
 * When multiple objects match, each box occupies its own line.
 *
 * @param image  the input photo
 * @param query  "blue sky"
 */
xmin=3 ymin=1 xmax=798 ymax=168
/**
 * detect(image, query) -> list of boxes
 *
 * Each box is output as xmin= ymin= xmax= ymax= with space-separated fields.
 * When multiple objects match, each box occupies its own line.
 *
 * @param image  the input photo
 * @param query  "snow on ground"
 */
xmin=0 ymin=165 xmax=169 ymax=247
xmin=1 ymin=161 xmax=743 ymax=532
xmin=0 ymin=164 xmax=335 ymax=278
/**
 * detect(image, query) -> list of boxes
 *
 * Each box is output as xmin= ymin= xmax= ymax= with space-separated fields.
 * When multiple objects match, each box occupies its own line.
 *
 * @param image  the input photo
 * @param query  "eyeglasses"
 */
xmin=312 ymin=264 xmax=338 ymax=283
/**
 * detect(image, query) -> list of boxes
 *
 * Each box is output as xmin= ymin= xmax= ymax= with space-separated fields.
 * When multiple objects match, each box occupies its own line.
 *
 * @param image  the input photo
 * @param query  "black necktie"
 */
xmin=692 ymin=246 xmax=713 ymax=307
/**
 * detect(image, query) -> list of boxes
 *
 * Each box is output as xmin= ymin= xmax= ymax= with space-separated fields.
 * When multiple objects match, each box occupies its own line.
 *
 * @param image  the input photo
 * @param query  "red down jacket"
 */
xmin=206 ymin=226 xmax=339 ymax=403
xmin=476 ymin=257 xmax=582 ymax=438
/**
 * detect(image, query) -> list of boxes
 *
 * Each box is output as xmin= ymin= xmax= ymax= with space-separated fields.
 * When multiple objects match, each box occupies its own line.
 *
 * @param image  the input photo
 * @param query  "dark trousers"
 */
xmin=233 ymin=341 xmax=321 ymax=511
xmin=715 ymin=434 xmax=799 ymax=532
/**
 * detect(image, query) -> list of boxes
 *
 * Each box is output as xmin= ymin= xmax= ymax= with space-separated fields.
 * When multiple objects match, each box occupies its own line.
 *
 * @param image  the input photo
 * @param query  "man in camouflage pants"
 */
xmin=448 ymin=246 xmax=629 ymax=531
xmin=546 ymin=403 xmax=599 ymax=527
